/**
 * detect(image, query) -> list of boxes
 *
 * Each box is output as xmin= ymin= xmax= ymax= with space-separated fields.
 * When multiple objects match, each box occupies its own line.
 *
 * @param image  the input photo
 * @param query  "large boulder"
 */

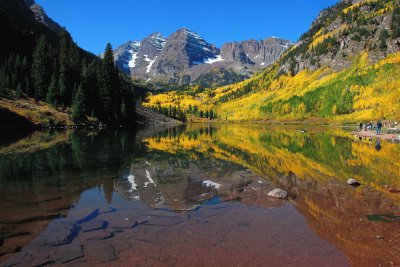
xmin=267 ymin=188 xmax=288 ymax=199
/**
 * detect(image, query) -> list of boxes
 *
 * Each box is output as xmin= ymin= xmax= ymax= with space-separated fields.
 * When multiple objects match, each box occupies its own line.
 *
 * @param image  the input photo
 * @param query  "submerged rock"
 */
xmin=347 ymin=179 xmax=360 ymax=186
xmin=34 ymin=220 xmax=79 ymax=246
xmin=267 ymin=188 xmax=288 ymax=199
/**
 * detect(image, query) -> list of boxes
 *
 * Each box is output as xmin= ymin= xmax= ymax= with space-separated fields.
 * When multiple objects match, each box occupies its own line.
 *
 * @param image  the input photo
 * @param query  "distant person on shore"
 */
xmin=359 ymin=122 xmax=363 ymax=131
xmin=376 ymin=120 xmax=382 ymax=135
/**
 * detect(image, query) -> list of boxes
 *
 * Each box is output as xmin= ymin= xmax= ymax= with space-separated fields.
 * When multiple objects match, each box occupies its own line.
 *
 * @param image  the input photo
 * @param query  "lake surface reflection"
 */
xmin=0 ymin=124 xmax=399 ymax=266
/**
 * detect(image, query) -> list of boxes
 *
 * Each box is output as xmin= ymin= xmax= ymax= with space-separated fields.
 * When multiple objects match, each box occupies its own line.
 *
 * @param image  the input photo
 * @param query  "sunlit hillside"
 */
xmin=144 ymin=0 xmax=400 ymax=123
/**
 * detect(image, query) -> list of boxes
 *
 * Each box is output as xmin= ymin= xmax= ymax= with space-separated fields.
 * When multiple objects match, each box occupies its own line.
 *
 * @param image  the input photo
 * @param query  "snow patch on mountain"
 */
xmin=113 ymin=41 xmax=140 ymax=74
xmin=128 ymin=50 xmax=139 ymax=68
xmin=146 ymin=56 xmax=157 ymax=73
xmin=204 ymin=55 xmax=224 ymax=64
xmin=144 ymin=55 xmax=151 ymax=62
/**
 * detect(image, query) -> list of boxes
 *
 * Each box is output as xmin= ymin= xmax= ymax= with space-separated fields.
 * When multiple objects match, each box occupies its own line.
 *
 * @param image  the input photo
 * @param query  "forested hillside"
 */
xmin=0 ymin=0 xmax=135 ymax=126
xmin=144 ymin=0 xmax=400 ymax=123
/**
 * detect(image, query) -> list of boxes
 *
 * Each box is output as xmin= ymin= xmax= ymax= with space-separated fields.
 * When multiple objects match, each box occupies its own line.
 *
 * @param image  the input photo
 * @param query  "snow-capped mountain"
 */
xmin=114 ymin=27 xmax=292 ymax=87
xmin=131 ymin=32 xmax=166 ymax=81
xmin=114 ymin=41 xmax=140 ymax=74
xmin=149 ymin=27 xmax=221 ymax=84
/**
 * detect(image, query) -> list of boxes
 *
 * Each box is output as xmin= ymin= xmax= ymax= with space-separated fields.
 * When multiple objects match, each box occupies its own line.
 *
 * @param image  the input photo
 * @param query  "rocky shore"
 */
xmin=351 ymin=130 xmax=400 ymax=142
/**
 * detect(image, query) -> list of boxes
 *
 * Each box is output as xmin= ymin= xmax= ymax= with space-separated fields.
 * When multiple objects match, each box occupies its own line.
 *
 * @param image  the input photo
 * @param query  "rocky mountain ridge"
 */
xmin=114 ymin=28 xmax=292 ymax=87
xmin=278 ymin=0 xmax=400 ymax=75
xmin=23 ymin=0 xmax=63 ymax=33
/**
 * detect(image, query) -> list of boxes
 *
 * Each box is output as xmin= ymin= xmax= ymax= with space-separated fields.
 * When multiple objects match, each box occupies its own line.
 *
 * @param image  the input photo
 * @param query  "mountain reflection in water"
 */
xmin=0 ymin=124 xmax=399 ymax=266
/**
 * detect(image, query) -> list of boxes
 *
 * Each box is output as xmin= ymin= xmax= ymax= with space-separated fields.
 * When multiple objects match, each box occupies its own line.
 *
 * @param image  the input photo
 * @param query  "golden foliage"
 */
xmin=144 ymin=124 xmax=400 ymax=203
xmin=144 ymin=51 xmax=400 ymax=123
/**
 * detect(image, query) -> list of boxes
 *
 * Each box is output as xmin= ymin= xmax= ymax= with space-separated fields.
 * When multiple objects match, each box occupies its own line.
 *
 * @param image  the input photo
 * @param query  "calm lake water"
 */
xmin=0 ymin=124 xmax=399 ymax=266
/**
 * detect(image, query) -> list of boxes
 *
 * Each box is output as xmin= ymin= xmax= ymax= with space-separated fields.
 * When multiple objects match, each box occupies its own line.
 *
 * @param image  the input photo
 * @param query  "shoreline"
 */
xmin=351 ymin=130 xmax=400 ymax=142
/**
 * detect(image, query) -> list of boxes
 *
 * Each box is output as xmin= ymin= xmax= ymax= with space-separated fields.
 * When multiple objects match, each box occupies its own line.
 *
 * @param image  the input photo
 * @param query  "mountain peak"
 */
xmin=24 ymin=0 xmax=63 ymax=32
xmin=114 ymin=28 xmax=291 ymax=86
xmin=146 ymin=32 xmax=166 ymax=51
xmin=181 ymin=28 xmax=204 ymax=39
xmin=126 ymin=40 xmax=140 ymax=48
xmin=180 ymin=27 xmax=193 ymax=32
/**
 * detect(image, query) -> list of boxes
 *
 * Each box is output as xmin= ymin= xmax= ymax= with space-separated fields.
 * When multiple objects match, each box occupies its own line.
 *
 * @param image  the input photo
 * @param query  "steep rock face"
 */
xmin=278 ymin=0 xmax=400 ymax=75
xmin=221 ymin=42 xmax=253 ymax=65
xmin=151 ymin=28 xmax=220 ymax=84
xmin=114 ymin=41 xmax=140 ymax=74
xmin=158 ymin=27 xmax=219 ymax=67
xmin=132 ymin=33 xmax=166 ymax=81
xmin=221 ymin=37 xmax=291 ymax=68
xmin=1 ymin=0 xmax=90 ymax=59
xmin=114 ymin=28 xmax=291 ymax=87
xmin=23 ymin=0 xmax=63 ymax=32
xmin=255 ymin=38 xmax=292 ymax=66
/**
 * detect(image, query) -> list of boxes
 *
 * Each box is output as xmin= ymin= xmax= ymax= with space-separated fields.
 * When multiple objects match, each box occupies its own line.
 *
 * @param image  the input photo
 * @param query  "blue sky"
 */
xmin=36 ymin=0 xmax=339 ymax=55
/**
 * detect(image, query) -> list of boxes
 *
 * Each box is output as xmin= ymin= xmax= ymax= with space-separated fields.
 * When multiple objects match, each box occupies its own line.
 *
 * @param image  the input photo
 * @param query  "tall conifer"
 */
xmin=99 ymin=43 xmax=119 ymax=121
xmin=71 ymin=84 xmax=86 ymax=123
xmin=47 ymin=69 xmax=59 ymax=105
xmin=31 ymin=35 xmax=52 ymax=100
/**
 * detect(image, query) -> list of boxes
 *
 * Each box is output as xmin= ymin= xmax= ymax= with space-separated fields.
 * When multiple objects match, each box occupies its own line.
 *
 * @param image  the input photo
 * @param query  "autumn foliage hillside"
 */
xmin=144 ymin=0 xmax=400 ymax=123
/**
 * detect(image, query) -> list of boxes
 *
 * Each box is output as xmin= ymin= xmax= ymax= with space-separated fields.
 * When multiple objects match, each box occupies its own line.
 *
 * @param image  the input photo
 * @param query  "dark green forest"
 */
xmin=0 ymin=0 xmax=136 ymax=124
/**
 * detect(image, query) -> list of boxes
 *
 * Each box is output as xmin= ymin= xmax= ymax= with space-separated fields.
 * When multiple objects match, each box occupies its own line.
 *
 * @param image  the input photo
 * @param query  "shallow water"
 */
xmin=0 ymin=124 xmax=399 ymax=266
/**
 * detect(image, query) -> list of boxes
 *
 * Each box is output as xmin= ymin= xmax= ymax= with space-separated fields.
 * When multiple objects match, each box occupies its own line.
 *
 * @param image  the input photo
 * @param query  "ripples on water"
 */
xmin=0 ymin=124 xmax=399 ymax=266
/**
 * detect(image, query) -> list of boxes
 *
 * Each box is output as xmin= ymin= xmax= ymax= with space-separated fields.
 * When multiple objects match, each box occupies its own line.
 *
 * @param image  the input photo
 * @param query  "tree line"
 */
xmin=151 ymin=103 xmax=218 ymax=121
xmin=0 ymin=31 xmax=135 ymax=124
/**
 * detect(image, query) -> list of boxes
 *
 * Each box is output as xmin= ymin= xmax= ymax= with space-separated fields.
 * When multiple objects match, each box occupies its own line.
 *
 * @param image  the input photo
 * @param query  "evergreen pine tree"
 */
xmin=58 ymin=31 xmax=73 ymax=106
xmin=82 ymin=61 xmax=100 ymax=117
xmin=379 ymin=29 xmax=389 ymax=50
xmin=392 ymin=7 xmax=400 ymax=38
xmin=99 ymin=43 xmax=119 ymax=121
xmin=47 ymin=70 xmax=59 ymax=105
xmin=31 ymin=35 xmax=52 ymax=100
xmin=58 ymin=66 xmax=68 ymax=105
xmin=16 ymin=83 xmax=22 ymax=97
xmin=14 ymin=54 xmax=22 ymax=90
xmin=71 ymin=84 xmax=86 ymax=123
xmin=21 ymin=56 xmax=29 ymax=94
